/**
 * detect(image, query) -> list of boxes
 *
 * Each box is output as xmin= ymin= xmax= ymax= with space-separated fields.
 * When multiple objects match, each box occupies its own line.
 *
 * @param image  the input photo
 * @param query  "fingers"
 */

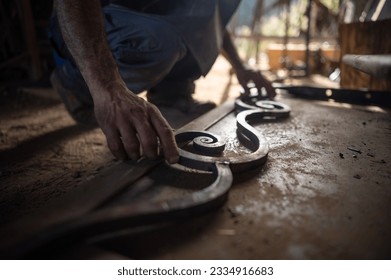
xmin=114 ymin=106 xmax=157 ymax=161
xmin=119 ymin=104 xmax=177 ymax=163
xmin=263 ymin=82 xmax=276 ymax=99
xmin=95 ymin=93 xmax=177 ymax=163
xmin=103 ymin=126 xmax=127 ymax=160
xmin=256 ymin=79 xmax=276 ymax=99
xmin=258 ymin=74 xmax=276 ymax=99
xmin=133 ymin=120 xmax=159 ymax=160
xmin=133 ymin=106 xmax=178 ymax=163
xmin=149 ymin=108 xmax=179 ymax=164
xmin=118 ymin=125 xmax=140 ymax=161
xmin=250 ymin=70 xmax=276 ymax=100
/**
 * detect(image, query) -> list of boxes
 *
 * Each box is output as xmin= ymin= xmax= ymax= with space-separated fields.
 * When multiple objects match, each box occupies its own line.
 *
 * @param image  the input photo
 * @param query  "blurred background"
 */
xmin=1 ymin=0 xmax=390 ymax=94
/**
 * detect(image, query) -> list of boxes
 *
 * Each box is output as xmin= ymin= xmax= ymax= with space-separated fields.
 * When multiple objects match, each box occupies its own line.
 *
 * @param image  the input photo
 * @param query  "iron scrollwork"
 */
xmin=79 ymin=98 xmax=292 ymax=244
xmin=0 ymin=95 xmax=291 ymax=258
xmin=176 ymin=99 xmax=291 ymax=173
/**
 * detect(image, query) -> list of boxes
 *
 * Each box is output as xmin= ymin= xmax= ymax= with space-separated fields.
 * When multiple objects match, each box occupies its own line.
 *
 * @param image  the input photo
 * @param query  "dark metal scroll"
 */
xmin=0 ymin=95 xmax=291 ymax=258
xmin=175 ymin=99 xmax=290 ymax=173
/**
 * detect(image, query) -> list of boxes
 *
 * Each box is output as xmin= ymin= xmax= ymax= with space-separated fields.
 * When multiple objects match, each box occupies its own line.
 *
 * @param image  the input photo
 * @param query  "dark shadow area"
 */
xmin=0 ymin=123 xmax=97 ymax=166
xmin=95 ymin=211 xmax=221 ymax=260
xmin=0 ymin=87 xmax=61 ymax=118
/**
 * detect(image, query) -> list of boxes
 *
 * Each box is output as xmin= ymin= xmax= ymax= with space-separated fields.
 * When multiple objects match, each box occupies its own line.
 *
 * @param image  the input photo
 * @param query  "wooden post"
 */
xmin=20 ymin=0 xmax=42 ymax=80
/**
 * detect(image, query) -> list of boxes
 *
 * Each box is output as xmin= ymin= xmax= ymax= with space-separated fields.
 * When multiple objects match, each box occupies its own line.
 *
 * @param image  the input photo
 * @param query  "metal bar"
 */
xmin=275 ymin=84 xmax=391 ymax=107
xmin=342 ymin=54 xmax=391 ymax=79
xmin=176 ymin=100 xmax=235 ymax=134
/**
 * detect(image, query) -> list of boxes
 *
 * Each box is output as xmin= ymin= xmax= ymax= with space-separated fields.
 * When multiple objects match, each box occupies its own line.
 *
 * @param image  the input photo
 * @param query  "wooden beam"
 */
xmin=20 ymin=0 xmax=42 ymax=80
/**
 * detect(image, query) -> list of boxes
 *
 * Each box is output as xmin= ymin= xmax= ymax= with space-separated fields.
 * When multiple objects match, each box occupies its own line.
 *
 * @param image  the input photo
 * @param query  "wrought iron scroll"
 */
xmin=176 ymin=99 xmax=291 ymax=173
xmin=0 ymin=97 xmax=291 ymax=258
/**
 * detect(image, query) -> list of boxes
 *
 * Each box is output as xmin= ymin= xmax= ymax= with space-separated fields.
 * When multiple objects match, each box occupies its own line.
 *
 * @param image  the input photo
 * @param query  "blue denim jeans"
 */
xmin=50 ymin=4 xmax=201 ymax=105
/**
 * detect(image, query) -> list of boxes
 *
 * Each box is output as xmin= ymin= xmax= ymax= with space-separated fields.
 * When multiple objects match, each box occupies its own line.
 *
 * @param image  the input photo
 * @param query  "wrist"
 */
xmin=89 ymin=78 xmax=133 ymax=105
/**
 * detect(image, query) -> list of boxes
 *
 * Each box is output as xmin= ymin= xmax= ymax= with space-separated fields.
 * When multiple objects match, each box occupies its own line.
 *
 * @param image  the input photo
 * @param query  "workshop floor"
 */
xmin=0 ymin=57 xmax=390 ymax=259
xmin=0 ymin=57 xmax=239 ymax=226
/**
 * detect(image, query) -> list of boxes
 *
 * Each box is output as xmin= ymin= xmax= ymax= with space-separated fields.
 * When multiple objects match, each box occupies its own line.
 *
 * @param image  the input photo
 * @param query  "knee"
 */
xmin=104 ymin=6 xmax=185 ymax=60
xmin=110 ymin=21 xmax=186 ymax=65
xmin=104 ymin=9 xmax=187 ymax=91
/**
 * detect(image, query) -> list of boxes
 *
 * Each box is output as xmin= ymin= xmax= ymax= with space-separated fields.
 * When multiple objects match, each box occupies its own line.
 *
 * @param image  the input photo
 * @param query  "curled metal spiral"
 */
xmin=0 ymin=97 xmax=291 ymax=258
xmin=176 ymin=131 xmax=226 ymax=155
xmin=175 ymin=100 xmax=291 ymax=173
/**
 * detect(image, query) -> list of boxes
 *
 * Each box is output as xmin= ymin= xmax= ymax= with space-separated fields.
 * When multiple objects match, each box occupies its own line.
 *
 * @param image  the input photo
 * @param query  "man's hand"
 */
xmin=55 ymin=0 xmax=178 ymax=164
xmin=235 ymin=66 xmax=276 ymax=99
xmin=94 ymin=82 xmax=179 ymax=163
xmin=221 ymin=30 xmax=276 ymax=99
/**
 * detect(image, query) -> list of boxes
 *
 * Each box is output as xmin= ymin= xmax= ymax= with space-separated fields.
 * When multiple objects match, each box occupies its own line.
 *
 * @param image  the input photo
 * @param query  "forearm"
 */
xmin=54 ymin=0 xmax=124 ymax=100
xmin=221 ymin=30 xmax=245 ymax=71
xmin=53 ymin=1 xmax=179 ymax=163
xmin=221 ymin=30 xmax=276 ymax=99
